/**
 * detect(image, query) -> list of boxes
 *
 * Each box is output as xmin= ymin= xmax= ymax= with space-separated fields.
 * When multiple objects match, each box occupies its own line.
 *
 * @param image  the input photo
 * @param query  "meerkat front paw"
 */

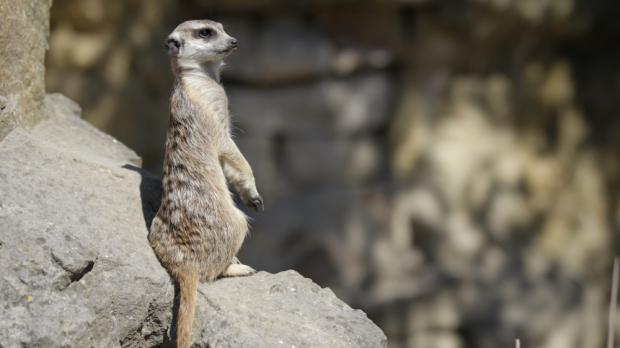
xmin=221 ymin=263 xmax=256 ymax=277
xmin=242 ymin=192 xmax=264 ymax=211
xmin=248 ymin=194 xmax=264 ymax=211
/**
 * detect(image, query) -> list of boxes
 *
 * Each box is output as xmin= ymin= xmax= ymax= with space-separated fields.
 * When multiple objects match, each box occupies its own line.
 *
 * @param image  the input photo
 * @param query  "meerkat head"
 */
xmin=165 ymin=20 xmax=237 ymax=63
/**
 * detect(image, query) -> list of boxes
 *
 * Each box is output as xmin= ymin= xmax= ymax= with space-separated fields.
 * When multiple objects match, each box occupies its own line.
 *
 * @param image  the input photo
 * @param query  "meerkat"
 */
xmin=148 ymin=19 xmax=263 ymax=348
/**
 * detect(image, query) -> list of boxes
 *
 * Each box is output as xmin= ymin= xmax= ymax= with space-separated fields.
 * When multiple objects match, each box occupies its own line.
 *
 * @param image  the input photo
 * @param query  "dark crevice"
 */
xmin=51 ymin=252 xmax=96 ymax=290
xmin=69 ymin=260 xmax=94 ymax=283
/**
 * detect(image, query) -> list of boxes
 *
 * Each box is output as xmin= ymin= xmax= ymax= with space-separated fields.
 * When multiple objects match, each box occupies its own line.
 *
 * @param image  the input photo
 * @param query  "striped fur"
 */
xmin=148 ymin=20 xmax=261 ymax=348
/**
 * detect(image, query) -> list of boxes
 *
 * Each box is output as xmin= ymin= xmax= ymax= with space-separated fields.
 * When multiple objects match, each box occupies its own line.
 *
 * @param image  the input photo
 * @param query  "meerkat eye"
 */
xmin=198 ymin=28 xmax=215 ymax=39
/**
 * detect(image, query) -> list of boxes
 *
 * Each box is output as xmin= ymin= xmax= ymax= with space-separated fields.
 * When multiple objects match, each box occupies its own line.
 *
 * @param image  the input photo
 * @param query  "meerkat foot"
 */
xmin=221 ymin=263 xmax=256 ymax=277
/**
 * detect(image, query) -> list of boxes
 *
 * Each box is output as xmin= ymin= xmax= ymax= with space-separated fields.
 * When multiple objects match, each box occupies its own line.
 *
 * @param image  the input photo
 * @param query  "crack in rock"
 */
xmin=120 ymin=300 xmax=172 ymax=348
xmin=51 ymin=251 xmax=96 ymax=290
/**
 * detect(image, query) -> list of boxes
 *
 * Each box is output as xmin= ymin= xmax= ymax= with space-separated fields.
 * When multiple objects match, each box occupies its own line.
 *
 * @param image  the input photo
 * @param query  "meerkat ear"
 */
xmin=165 ymin=37 xmax=182 ymax=57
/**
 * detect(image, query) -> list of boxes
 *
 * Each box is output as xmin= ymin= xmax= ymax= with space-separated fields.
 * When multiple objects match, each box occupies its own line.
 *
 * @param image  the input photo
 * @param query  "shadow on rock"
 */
xmin=122 ymin=164 xmax=162 ymax=233
xmin=121 ymin=164 xmax=180 ymax=347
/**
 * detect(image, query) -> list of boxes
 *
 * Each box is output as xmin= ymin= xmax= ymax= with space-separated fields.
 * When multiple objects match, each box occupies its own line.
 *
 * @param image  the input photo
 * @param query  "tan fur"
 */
xmin=148 ymin=20 xmax=262 ymax=348
xmin=176 ymin=272 xmax=198 ymax=348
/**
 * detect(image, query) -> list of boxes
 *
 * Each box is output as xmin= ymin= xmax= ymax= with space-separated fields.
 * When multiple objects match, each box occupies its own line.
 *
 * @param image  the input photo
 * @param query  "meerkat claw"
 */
xmin=249 ymin=195 xmax=264 ymax=211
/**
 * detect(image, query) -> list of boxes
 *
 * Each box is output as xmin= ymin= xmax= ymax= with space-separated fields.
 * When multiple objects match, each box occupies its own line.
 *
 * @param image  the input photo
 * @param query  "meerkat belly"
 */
xmin=151 ymin=156 xmax=247 ymax=280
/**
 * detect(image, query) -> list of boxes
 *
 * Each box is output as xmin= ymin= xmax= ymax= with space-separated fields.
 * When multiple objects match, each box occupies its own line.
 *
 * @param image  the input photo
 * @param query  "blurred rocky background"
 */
xmin=45 ymin=0 xmax=620 ymax=347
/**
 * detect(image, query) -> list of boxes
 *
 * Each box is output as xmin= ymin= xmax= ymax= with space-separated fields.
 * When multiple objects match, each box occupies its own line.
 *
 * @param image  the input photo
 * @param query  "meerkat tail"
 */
xmin=176 ymin=271 xmax=199 ymax=348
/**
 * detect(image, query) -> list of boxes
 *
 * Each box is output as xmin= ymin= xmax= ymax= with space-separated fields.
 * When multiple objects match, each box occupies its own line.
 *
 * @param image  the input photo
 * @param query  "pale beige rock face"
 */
xmin=0 ymin=0 xmax=52 ymax=139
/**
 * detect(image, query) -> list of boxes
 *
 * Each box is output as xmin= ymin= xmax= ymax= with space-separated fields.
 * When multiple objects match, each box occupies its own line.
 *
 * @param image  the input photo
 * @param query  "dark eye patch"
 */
xmin=198 ymin=28 xmax=215 ymax=39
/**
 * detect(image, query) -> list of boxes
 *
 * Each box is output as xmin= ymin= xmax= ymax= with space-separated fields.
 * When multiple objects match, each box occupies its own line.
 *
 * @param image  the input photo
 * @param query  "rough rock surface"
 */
xmin=193 ymin=271 xmax=385 ymax=348
xmin=0 ymin=0 xmax=52 ymax=139
xmin=0 ymin=95 xmax=386 ymax=348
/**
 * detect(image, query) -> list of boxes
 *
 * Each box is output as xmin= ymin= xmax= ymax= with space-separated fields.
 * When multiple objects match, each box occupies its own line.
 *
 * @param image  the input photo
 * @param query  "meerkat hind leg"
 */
xmin=221 ymin=258 xmax=256 ymax=278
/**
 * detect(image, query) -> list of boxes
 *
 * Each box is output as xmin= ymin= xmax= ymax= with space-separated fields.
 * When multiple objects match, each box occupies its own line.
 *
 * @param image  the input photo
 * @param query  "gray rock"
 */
xmin=34 ymin=94 xmax=142 ymax=167
xmin=0 ymin=115 xmax=165 ymax=348
xmin=194 ymin=271 xmax=387 ymax=348
xmin=0 ymin=0 xmax=52 ymax=139
xmin=0 ymin=95 xmax=386 ymax=348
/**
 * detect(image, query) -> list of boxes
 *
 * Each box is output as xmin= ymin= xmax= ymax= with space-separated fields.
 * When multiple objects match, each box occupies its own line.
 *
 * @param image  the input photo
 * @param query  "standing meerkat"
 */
xmin=148 ymin=19 xmax=263 ymax=348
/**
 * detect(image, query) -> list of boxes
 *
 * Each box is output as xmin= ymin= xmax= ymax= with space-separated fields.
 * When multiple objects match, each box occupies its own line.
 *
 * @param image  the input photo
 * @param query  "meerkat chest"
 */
xmin=182 ymin=76 xmax=229 ymax=123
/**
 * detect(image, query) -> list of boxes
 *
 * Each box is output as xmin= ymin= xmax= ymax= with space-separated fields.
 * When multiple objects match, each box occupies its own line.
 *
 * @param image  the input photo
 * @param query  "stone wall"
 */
xmin=46 ymin=1 xmax=620 ymax=347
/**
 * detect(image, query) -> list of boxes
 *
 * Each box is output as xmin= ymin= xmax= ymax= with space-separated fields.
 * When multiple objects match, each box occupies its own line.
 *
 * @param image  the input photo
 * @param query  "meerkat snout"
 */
xmin=165 ymin=38 xmax=181 ymax=56
xmin=165 ymin=19 xmax=237 ymax=61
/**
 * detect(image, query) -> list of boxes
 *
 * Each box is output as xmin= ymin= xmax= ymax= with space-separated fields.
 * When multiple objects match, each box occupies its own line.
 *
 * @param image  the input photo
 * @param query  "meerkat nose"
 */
xmin=229 ymin=39 xmax=238 ymax=48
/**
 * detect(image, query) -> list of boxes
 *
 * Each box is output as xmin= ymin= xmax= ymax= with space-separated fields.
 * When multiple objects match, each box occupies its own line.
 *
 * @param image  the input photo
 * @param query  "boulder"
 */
xmin=0 ymin=94 xmax=386 ymax=348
